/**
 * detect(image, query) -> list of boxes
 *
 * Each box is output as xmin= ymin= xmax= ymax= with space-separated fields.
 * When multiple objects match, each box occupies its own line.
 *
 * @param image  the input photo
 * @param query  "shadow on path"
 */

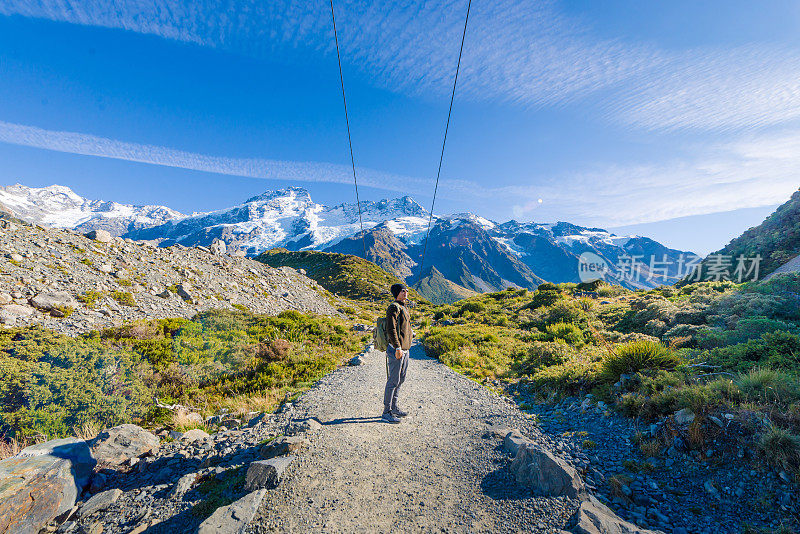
xmin=322 ymin=416 xmax=384 ymax=426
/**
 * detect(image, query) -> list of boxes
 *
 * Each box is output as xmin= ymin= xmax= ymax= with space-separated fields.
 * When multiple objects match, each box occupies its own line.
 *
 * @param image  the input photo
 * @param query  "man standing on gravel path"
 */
xmin=382 ymin=283 xmax=412 ymax=423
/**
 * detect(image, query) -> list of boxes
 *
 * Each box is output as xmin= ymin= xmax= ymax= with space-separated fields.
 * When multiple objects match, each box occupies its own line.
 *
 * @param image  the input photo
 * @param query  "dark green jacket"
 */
xmin=386 ymin=299 xmax=412 ymax=350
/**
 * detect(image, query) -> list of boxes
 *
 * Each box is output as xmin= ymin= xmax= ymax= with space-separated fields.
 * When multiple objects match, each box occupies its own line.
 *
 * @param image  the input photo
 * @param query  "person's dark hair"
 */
xmin=391 ymin=283 xmax=407 ymax=299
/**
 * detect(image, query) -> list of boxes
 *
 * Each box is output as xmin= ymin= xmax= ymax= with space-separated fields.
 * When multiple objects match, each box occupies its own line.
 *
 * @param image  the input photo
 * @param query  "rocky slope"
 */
xmin=0 ymin=217 xmax=341 ymax=336
xmin=0 ymin=184 xmax=185 ymax=235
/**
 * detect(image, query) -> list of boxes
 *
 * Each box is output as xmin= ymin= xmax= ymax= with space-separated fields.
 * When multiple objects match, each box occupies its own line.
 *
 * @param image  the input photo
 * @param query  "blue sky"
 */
xmin=1 ymin=1 xmax=800 ymax=254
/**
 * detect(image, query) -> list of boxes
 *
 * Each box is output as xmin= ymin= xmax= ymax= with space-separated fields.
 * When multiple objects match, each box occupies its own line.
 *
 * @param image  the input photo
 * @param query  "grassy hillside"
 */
xmin=0 ymin=308 xmax=368 ymax=441
xmin=714 ymin=188 xmax=800 ymax=277
xmin=421 ymin=277 xmax=800 ymax=474
xmin=257 ymin=248 xmax=427 ymax=304
xmin=411 ymin=266 xmax=478 ymax=304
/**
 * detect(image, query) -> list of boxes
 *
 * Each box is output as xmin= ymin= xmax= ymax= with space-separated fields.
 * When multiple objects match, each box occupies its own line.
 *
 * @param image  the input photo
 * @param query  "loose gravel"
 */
xmin=247 ymin=343 xmax=582 ymax=533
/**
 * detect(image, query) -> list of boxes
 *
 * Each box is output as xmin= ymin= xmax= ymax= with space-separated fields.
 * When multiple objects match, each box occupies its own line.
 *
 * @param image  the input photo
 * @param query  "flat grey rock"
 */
xmin=90 ymin=424 xmax=160 ymax=467
xmin=244 ymin=456 xmax=295 ymax=490
xmin=77 ymin=488 xmax=122 ymax=518
xmin=197 ymin=489 xmax=267 ymax=534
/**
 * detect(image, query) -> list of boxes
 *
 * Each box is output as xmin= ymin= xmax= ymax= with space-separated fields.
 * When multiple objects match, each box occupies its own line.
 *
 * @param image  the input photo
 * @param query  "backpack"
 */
xmin=374 ymin=302 xmax=399 ymax=351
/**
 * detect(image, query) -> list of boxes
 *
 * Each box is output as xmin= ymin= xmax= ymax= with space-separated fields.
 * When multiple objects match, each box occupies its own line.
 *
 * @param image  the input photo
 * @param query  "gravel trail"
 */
xmin=248 ymin=342 xmax=580 ymax=533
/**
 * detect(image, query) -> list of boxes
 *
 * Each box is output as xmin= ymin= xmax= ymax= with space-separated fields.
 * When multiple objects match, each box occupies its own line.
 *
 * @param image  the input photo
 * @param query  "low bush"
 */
xmin=601 ymin=340 xmax=681 ymax=383
xmin=758 ymin=425 xmax=800 ymax=473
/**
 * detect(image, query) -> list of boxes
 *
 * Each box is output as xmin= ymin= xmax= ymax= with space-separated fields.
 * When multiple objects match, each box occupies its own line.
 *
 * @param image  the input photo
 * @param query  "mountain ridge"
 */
xmin=2 ymin=183 xmax=696 ymax=300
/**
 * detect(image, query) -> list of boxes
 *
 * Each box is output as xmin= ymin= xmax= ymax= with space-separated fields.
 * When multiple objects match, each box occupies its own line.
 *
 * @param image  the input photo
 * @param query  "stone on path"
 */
xmin=0 ymin=438 xmax=95 ymax=534
xmin=210 ymin=239 xmax=227 ymax=255
xmin=244 ymin=456 xmax=295 ymax=490
xmin=259 ymin=436 xmax=308 ymax=459
xmin=503 ymin=430 xmax=530 ymax=456
xmin=77 ymin=488 xmax=122 ymax=518
xmin=674 ymin=408 xmax=695 ymax=425
xmin=511 ymin=442 xmax=585 ymax=498
xmin=90 ymin=424 xmax=159 ymax=467
xmin=285 ymin=418 xmax=322 ymax=436
xmin=0 ymin=304 xmax=34 ymax=326
xmin=176 ymin=283 xmax=194 ymax=302
xmin=197 ymin=489 xmax=267 ymax=534
xmin=569 ymin=495 xmax=664 ymax=534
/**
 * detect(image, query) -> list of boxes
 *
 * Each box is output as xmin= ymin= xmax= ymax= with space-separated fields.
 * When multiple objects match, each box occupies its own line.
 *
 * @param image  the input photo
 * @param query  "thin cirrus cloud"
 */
xmin=0 ymin=119 xmax=798 ymax=227
xmin=5 ymin=0 xmax=800 ymax=131
xmin=507 ymin=130 xmax=800 ymax=227
xmin=0 ymin=120 xmax=429 ymax=195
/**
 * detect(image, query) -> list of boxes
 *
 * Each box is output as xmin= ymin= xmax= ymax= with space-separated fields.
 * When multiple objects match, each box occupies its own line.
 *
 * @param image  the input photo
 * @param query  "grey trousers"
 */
xmin=383 ymin=344 xmax=409 ymax=413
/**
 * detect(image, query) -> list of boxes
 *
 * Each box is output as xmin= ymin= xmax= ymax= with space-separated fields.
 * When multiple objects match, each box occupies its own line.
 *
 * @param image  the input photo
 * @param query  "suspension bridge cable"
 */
xmin=329 ymin=0 xmax=368 ymax=260
xmin=418 ymin=0 xmax=472 ymax=277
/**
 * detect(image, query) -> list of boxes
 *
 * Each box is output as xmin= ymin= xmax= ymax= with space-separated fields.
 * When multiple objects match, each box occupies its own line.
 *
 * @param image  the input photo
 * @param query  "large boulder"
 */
xmin=244 ymin=456 xmax=294 ymax=491
xmin=85 ymin=230 xmax=112 ymax=243
xmin=90 ymin=424 xmax=159 ymax=467
xmin=511 ymin=443 xmax=585 ymax=498
xmin=197 ymin=489 xmax=267 ymax=534
xmin=0 ymin=438 xmax=95 ymax=534
xmin=29 ymin=291 xmax=77 ymax=312
xmin=569 ymin=495 xmax=664 ymax=534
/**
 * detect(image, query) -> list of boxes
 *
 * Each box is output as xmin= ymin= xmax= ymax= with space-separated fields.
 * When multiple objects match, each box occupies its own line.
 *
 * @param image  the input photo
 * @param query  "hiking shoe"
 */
xmin=381 ymin=412 xmax=401 ymax=424
xmin=391 ymin=408 xmax=408 ymax=417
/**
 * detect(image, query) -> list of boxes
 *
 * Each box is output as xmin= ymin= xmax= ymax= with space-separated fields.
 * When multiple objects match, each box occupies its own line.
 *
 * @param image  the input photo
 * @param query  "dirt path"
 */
xmin=247 ymin=343 xmax=580 ymax=533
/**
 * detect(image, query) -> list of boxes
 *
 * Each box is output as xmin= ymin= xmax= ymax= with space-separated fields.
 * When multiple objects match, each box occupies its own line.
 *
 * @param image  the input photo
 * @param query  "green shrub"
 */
xmin=737 ymin=368 xmax=800 ymax=405
xmin=758 ymin=426 xmax=800 ymax=473
xmin=545 ymin=322 xmax=585 ymax=346
xmin=514 ymin=341 xmax=574 ymax=375
xmin=111 ymin=291 xmax=136 ymax=306
xmin=601 ymin=340 xmax=681 ymax=382
xmin=458 ymin=301 xmax=485 ymax=315
xmin=423 ymin=329 xmax=469 ymax=358
xmin=76 ymin=290 xmax=105 ymax=308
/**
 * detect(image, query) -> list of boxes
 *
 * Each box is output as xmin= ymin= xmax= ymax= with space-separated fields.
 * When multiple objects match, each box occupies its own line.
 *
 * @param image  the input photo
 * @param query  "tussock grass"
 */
xmin=758 ymin=425 xmax=800 ymax=473
xmin=0 ymin=436 xmax=22 ymax=460
xmin=600 ymin=340 xmax=681 ymax=383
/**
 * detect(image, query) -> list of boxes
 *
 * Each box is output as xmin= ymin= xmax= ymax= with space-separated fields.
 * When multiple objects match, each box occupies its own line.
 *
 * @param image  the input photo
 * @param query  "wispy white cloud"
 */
xmin=0 ymin=119 xmax=430 ymax=193
xmin=10 ymin=0 xmax=800 ymax=132
xmin=0 ymin=119 xmax=797 ymax=229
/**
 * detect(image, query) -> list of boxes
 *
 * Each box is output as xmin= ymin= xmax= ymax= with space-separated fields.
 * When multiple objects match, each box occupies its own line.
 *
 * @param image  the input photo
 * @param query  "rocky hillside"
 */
xmin=0 ymin=184 xmax=185 ymax=235
xmin=410 ymin=266 xmax=478 ymax=305
xmin=0 ymin=217 xmax=341 ymax=336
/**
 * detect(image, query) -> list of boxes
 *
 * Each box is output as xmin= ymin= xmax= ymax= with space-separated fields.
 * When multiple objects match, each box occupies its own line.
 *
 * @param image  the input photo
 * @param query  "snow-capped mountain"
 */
xmin=3 ymin=183 xmax=696 ymax=296
xmin=0 ymin=184 xmax=185 ymax=235
xmin=125 ymin=186 xmax=431 ymax=254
